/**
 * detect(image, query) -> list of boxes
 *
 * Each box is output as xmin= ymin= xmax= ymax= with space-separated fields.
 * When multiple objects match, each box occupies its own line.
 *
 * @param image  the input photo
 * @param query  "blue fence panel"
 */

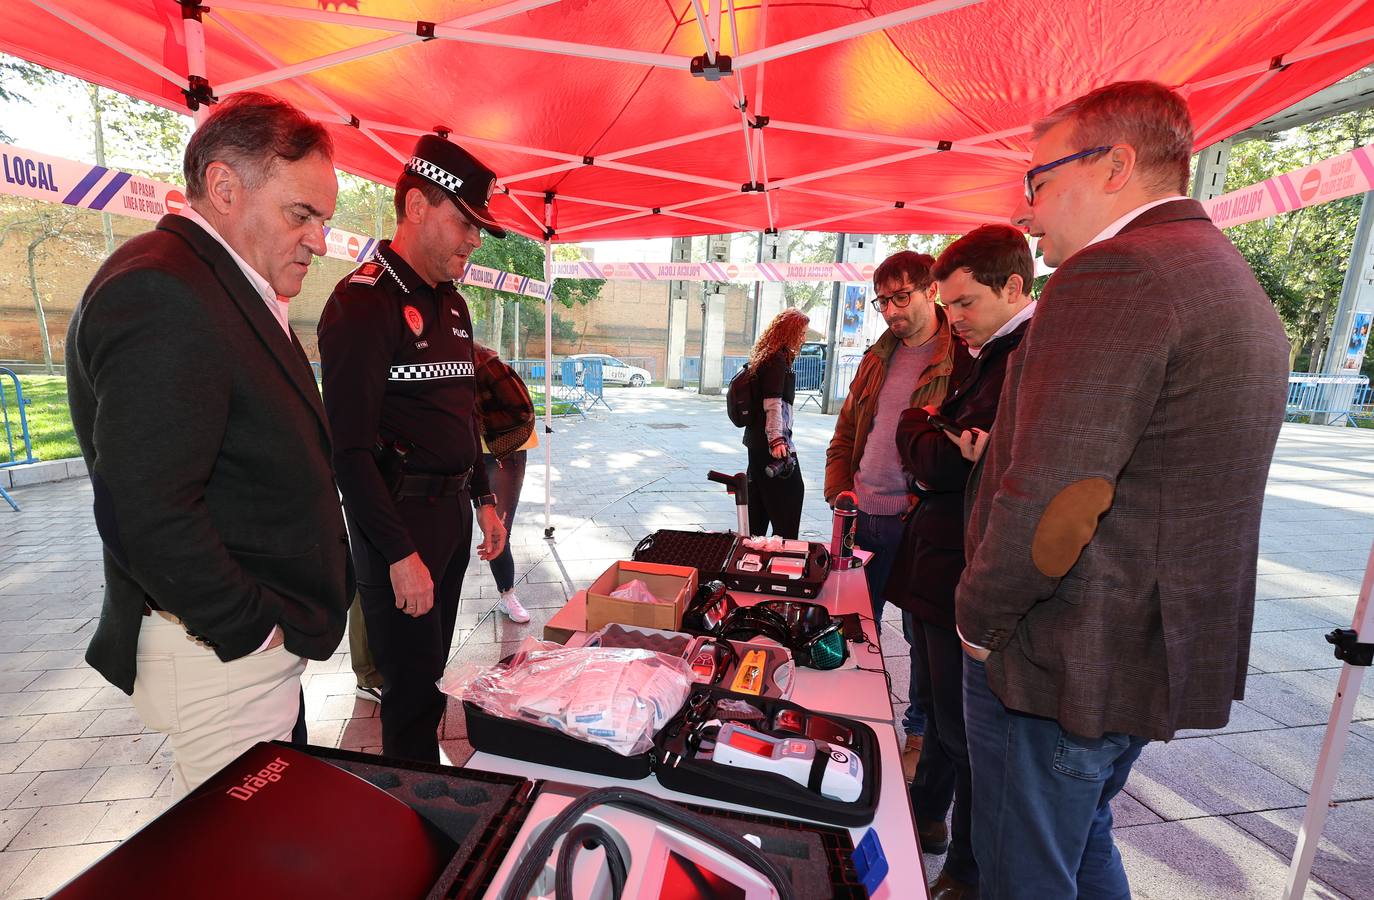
xmin=0 ymin=368 xmax=36 ymax=512
xmin=1285 ymin=372 xmax=1368 ymax=425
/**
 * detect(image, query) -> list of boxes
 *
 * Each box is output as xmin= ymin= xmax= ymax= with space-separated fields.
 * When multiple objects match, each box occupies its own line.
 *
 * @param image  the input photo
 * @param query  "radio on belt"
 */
xmin=711 ymin=722 xmax=863 ymax=803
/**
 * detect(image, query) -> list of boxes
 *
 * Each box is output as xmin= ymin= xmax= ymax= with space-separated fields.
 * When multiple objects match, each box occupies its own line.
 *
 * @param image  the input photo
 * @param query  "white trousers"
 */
xmin=132 ymin=614 xmax=305 ymax=799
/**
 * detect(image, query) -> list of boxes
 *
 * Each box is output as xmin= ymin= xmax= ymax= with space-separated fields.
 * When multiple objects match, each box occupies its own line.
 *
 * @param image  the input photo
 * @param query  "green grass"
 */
xmin=4 ymin=375 xmax=78 ymax=463
xmin=0 ymin=374 xmax=581 ymax=465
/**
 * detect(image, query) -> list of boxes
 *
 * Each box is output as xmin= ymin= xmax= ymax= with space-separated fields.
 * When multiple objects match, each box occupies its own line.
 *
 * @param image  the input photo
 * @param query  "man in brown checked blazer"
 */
xmin=953 ymin=82 xmax=1290 ymax=899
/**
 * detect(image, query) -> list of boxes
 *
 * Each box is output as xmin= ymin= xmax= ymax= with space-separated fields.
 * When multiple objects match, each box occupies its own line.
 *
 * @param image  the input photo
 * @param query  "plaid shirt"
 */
xmin=473 ymin=344 xmax=534 ymax=460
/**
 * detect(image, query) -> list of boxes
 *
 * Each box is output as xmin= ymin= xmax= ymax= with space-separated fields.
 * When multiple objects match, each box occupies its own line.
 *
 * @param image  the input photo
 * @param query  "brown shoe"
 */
xmin=901 ymin=733 xmax=923 ymax=783
xmin=929 ymin=871 xmax=978 ymax=899
xmin=917 ymin=817 xmax=949 ymax=855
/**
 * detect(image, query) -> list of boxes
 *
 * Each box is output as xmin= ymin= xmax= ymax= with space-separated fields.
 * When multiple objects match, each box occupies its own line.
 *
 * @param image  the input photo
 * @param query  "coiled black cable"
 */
xmin=500 ymin=786 xmax=796 ymax=900
xmin=553 ymin=821 xmax=628 ymax=900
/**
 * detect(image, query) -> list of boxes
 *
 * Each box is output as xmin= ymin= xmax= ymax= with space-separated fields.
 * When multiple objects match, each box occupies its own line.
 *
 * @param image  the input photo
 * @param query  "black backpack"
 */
xmin=726 ymin=363 xmax=757 ymax=428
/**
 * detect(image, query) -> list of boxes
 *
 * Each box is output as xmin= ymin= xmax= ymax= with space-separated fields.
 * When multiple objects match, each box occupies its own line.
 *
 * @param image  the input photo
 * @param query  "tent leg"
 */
xmin=1286 ymin=538 xmax=1374 ymax=899
xmin=183 ymin=10 xmax=211 ymax=126
xmin=543 ymin=239 xmax=555 ymax=539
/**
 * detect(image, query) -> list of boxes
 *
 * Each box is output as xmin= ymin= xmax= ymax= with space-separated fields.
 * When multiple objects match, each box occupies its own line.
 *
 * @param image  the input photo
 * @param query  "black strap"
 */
xmin=393 ymin=468 xmax=471 ymax=498
xmin=807 ymin=745 xmax=830 ymax=793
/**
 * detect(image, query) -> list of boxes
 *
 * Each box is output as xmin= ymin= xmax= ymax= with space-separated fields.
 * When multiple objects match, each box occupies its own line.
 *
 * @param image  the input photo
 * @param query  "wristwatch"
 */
xmin=474 ymin=493 xmax=497 ymax=509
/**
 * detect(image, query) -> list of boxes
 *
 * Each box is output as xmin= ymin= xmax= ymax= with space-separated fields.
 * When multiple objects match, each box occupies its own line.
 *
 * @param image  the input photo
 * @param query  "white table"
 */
xmin=468 ymin=721 xmax=925 ymax=899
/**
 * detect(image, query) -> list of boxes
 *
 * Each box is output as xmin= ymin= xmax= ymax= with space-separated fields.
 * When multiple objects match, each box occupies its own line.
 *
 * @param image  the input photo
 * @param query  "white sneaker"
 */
xmin=499 ymin=591 xmax=530 ymax=624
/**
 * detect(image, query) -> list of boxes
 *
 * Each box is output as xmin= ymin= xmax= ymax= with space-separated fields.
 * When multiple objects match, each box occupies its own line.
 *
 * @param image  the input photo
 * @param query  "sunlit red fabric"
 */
xmin=2 ymin=0 xmax=1371 ymax=241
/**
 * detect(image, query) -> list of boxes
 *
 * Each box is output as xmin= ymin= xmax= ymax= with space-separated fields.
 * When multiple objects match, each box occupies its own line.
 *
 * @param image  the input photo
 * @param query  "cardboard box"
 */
xmin=585 ymin=561 xmax=697 ymax=632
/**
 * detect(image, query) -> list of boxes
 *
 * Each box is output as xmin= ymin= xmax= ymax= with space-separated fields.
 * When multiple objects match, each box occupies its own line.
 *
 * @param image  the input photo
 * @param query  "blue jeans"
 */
xmin=855 ymin=510 xmax=925 ymax=737
xmin=963 ymin=656 xmax=1148 ymax=899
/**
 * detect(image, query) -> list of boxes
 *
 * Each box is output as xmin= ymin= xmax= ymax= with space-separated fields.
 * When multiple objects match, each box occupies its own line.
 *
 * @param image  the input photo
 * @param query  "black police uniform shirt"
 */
xmin=318 ymin=240 xmax=492 ymax=565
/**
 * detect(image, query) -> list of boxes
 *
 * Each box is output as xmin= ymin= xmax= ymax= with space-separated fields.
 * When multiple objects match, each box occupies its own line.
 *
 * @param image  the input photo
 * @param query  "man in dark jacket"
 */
xmin=66 ymin=93 xmax=352 ymax=797
xmin=890 ymin=225 xmax=1036 ymax=900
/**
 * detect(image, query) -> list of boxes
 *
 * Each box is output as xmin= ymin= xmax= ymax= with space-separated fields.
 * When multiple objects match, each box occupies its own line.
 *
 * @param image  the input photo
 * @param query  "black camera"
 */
xmin=764 ymin=452 xmax=796 ymax=479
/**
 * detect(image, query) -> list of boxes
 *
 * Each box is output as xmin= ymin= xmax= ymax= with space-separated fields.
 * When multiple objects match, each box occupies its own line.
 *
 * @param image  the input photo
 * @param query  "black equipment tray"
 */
xmin=723 ymin=539 xmax=831 ymax=599
xmin=465 ymin=683 xmax=880 ymax=827
xmin=632 ymin=529 xmax=737 ymax=579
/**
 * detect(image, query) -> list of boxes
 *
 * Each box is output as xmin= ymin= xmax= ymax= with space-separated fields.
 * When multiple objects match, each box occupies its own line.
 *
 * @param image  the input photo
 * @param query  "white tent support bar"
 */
xmin=787 ymin=204 xmax=894 ymax=231
xmin=1186 ymin=23 xmax=1374 ymax=93
xmin=772 ymin=146 xmax=937 ymax=189
xmin=768 ymin=119 xmax=1030 ymax=160
xmin=502 ymin=125 xmax=737 ymax=184
xmin=757 ymin=131 xmax=776 ymax=231
xmin=662 ymin=210 xmax=756 ymax=232
xmin=502 ymin=160 xmax=582 ymax=184
xmin=690 ymin=0 xmax=718 ymax=65
xmin=594 ymin=158 xmax=742 ymax=191
xmin=660 ymin=189 xmax=744 ymax=214
xmin=218 ymin=33 xmax=419 ymax=95
xmin=909 ymin=178 xmax=1020 ymax=206
xmin=599 ymin=125 xmax=739 ymax=161
xmin=209 ymin=11 xmax=408 ymax=164
xmin=510 ymin=190 xmax=649 ymax=213
xmin=24 ymin=0 xmax=184 ymax=88
xmin=557 ymin=208 xmax=651 ymax=235
xmin=356 ymin=120 xmax=584 ymax=164
xmin=433 ymin=26 xmax=690 ymax=70
xmin=504 ymin=189 xmax=549 ymax=234
xmin=732 ymin=0 xmax=986 ymax=70
xmin=1195 ymin=0 xmax=1364 ymax=141
xmin=782 ymin=183 xmax=996 ymax=226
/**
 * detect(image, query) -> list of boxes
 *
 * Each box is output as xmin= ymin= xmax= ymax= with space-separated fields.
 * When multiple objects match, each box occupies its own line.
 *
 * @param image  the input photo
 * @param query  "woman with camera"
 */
xmin=740 ymin=307 xmax=809 ymax=538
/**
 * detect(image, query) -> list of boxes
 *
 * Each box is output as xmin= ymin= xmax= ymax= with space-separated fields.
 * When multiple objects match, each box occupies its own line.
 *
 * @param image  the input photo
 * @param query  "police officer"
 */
xmin=318 ymin=135 xmax=507 ymax=763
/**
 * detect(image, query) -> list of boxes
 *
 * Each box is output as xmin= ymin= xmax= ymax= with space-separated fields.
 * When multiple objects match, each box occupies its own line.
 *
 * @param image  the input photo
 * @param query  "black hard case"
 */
xmin=464 ymin=684 xmax=881 ymax=827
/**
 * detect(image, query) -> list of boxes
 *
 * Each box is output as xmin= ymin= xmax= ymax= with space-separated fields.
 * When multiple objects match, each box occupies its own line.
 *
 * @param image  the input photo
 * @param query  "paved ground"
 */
xmin=0 ymin=386 xmax=1371 ymax=897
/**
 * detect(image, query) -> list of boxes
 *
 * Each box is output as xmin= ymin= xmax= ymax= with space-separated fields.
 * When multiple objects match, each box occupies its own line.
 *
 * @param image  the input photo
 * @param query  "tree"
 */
xmin=0 ymin=207 xmax=89 ymax=373
xmin=1225 ymin=108 xmax=1373 ymax=371
xmin=465 ymin=232 xmax=605 ymax=358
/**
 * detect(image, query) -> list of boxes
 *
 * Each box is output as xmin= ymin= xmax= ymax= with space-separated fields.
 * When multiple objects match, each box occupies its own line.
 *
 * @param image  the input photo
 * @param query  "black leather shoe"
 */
xmin=917 ymin=818 xmax=949 ymax=855
xmin=929 ymin=871 xmax=978 ymax=900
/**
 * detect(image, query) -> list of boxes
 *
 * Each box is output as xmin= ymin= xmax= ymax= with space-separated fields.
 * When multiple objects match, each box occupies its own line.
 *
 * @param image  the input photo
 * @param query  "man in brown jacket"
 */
xmin=956 ymin=81 xmax=1290 ymax=899
xmin=824 ymin=250 xmax=955 ymax=778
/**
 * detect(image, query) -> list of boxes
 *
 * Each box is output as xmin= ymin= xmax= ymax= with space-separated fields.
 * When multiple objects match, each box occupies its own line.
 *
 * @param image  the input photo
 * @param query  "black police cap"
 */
xmin=405 ymin=134 xmax=508 ymax=238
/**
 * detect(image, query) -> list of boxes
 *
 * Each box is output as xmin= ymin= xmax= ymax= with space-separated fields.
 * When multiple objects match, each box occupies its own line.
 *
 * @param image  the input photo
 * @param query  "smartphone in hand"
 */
xmin=927 ymin=412 xmax=963 ymax=435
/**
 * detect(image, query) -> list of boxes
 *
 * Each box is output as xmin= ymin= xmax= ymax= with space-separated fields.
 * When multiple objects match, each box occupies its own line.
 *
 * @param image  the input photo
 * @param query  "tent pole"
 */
xmin=542 ymin=238 xmax=554 ymax=538
xmin=1285 ymin=538 xmax=1374 ymax=899
xmin=183 ymin=8 xmax=210 ymax=127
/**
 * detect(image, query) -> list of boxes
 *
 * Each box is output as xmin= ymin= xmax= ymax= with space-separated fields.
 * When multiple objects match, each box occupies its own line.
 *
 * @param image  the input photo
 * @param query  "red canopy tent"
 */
xmin=3 ymin=0 xmax=1373 ymax=242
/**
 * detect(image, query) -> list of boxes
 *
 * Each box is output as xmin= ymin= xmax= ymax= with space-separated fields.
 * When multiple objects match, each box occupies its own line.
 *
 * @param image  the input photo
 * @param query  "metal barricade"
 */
xmin=1349 ymin=384 xmax=1374 ymax=427
xmin=681 ymin=355 xmax=749 ymax=387
xmin=832 ymin=356 xmax=863 ymax=403
xmin=0 ymin=368 xmax=36 ymax=511
xmin=1285 ymin=373 xmax=1368 ymax=425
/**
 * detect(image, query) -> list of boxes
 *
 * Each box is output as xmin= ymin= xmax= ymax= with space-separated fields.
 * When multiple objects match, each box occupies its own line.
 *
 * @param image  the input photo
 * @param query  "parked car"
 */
xmin=568 ymin=353 xmax=652 ymax=387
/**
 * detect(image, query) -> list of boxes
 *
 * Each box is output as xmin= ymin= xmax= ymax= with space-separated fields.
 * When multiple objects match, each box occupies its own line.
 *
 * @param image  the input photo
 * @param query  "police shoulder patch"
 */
xmin=349 ymin=262 xmax=383 ymax=286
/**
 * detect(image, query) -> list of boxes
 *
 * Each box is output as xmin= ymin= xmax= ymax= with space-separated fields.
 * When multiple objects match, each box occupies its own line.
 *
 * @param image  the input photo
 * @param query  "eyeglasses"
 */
xmin=1023 ymin=146 xmax=1112 ymax=206
xmin=871 ymin=285 xmax=928 ymax=312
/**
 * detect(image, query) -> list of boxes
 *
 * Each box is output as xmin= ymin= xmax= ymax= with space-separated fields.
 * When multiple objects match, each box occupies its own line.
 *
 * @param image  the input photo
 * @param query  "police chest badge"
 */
xmin=403 ymin=305 xmax=424 ymax=336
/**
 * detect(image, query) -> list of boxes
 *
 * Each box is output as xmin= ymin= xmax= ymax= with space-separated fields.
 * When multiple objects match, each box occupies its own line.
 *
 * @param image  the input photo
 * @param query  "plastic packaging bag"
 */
xmin=609 ymin=578 xmax=662 ymax=604
xmin=439 ymin=639 xmax=694 ymax=756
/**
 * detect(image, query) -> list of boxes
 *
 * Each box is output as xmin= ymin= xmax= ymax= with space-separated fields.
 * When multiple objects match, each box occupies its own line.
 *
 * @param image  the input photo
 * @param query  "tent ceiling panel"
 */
xmin=3 ymin=0 xmax=1372 ymax=239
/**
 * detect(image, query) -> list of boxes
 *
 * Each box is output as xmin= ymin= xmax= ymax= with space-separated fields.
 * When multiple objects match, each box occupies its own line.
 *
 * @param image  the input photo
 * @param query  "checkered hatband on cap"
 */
xmin=407 ymin=157 xmax=464 ymax=194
